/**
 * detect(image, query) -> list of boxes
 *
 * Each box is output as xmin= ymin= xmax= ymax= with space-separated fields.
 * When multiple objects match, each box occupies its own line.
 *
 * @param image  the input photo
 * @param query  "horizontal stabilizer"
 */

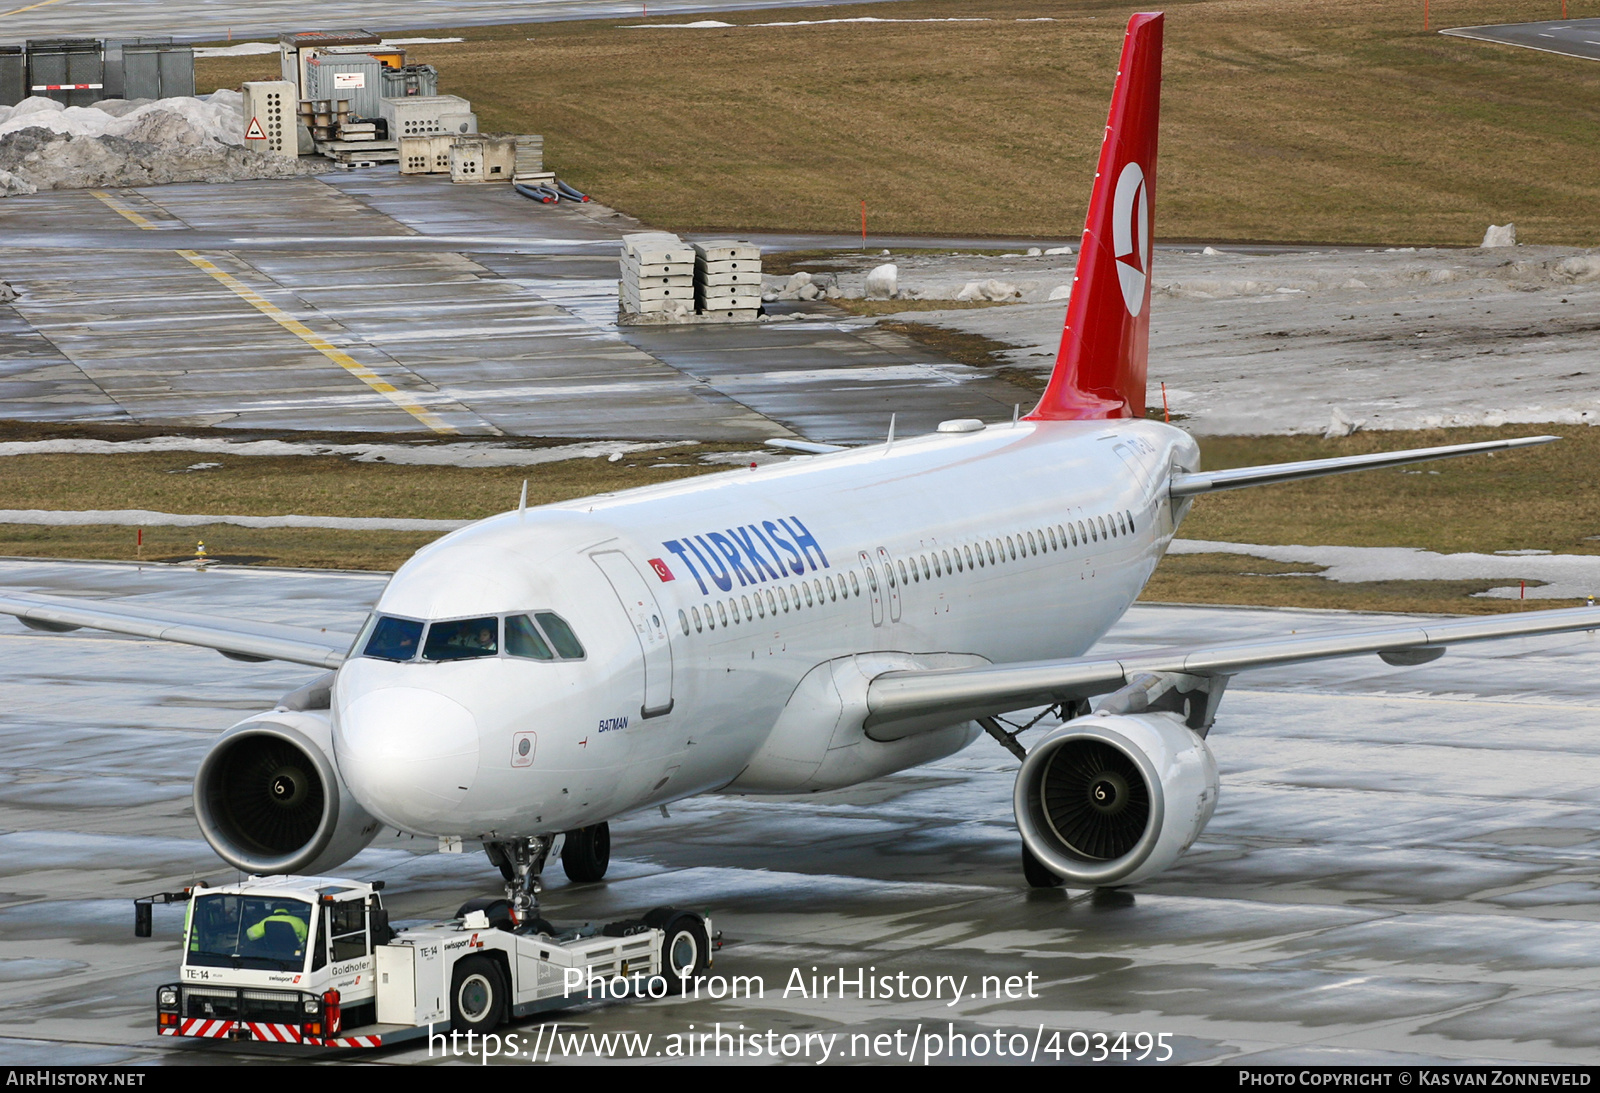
xmin=1170 ymin=435 xmax=1558 ymax=497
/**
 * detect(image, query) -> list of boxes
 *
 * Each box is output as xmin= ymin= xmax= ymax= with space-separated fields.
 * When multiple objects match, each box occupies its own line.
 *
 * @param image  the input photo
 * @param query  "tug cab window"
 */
xmin=187 ymin=895 xmax=312 ymax=973
xmin=325 ymin=896 xmax=370 ymax=962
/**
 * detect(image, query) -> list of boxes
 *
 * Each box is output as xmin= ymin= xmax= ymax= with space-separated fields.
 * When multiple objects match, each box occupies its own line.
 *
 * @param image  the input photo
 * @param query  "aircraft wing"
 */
xmin=865 ymin=605 xmax=1600 ymax=733
xmin=0 ymin=590 xmax=355 ymax=669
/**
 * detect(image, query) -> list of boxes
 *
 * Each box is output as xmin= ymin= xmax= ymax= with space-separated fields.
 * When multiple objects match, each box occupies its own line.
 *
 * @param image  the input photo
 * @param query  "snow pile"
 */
xmin=770 ymin=271 xmax=842 ymax=301
xmin=954 ymin=278 xmax=1020 ymax=302
xmin=0 ymin=508 xmax=469 ymax=531
xmin=0 ymin=92 xmax=316 ymax=195
xmin=1482 ymin=223 xmax=1516 ymax=248
xmin=0 ymin=436 xmax=683 ymax=467
xmin=193 ymin=37 xmax=464 ymax=58
xmin=865 ymin=263 xmax=898 ymax=299
xmin=1170 ymin=539 xmax=1600 ymax=601
xmin=1323 ymin=407 xmax=1363 ymax=438
xmin=1553 ymin=254 xmax=1600 ymax=282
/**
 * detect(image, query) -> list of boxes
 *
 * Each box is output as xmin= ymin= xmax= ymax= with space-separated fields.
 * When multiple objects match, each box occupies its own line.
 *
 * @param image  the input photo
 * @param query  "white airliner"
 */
xmin=4 ymin=12 xmax=1596 ymax=913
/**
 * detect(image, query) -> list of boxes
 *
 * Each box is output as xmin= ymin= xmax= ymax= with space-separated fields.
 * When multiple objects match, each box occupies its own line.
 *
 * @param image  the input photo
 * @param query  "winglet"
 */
xmin=1026 ymin=12 xmax=1163 ymax=422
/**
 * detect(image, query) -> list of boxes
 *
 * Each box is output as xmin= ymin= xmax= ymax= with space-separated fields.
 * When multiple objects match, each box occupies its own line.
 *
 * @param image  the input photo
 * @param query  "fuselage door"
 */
xmin=859 ymin=550 xmax=884 ymax=627
xmin=876 ymin=547 xmax=902 ymax=623
xmin=591 ymin=551 xmax=675 ymax=718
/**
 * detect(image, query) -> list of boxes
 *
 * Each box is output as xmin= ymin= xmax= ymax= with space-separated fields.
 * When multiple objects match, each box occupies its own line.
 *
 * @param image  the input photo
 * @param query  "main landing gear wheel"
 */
xmin=450 ymin=955 xmax=506 ymax=1034
xmin=644 ymin=908 xmax=708 ymax=994
xmin=561 ymin=822 xmax=611 ymax=882
xmin=1022 ymin=842 xmax=1064 ymax=889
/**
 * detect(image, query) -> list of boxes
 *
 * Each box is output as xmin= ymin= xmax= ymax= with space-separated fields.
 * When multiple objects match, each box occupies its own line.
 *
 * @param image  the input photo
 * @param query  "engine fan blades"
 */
xmin=1040 ymin=738 xmax=1150 ymax=861
xmin=216 ymin=737 xmax=325 ymax=854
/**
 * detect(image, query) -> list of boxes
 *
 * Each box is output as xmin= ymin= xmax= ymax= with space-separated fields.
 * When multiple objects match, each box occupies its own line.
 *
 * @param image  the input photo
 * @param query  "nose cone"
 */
xmin=335 ymin=687 xmax=480 ymax=831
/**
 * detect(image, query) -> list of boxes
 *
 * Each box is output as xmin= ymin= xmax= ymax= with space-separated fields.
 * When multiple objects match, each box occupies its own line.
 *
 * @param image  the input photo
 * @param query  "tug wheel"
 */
xmin=649 ymin=910 xmax=708 ymax=994
xmin=450 ymin=955 xmax=506 ymax=1033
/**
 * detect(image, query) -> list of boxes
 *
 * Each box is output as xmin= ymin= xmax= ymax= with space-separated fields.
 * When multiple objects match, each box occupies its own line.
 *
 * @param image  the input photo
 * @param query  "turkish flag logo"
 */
xmin=648 ymin=558 xmax=673 ymax=581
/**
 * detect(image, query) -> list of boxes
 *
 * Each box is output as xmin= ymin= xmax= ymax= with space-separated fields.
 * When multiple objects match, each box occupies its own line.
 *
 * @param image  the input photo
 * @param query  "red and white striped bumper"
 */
xmin=160 ymin=1017 xmax=381 ymax=1048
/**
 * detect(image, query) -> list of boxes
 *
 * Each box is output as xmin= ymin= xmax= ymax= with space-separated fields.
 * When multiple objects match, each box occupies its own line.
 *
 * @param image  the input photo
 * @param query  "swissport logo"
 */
xmin=1112 ymin=161 xmax=1150 ymax=317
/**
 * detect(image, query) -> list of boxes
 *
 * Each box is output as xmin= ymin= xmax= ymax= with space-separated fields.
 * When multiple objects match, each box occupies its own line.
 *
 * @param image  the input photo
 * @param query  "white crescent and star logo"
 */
xmin=1112 ymin=161 xmax=1150 ymax=317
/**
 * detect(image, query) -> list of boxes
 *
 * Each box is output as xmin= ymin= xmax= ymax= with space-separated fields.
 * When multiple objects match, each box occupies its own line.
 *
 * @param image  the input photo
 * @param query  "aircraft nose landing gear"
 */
xmin=484 ymin=836 xmax=552 ymax=922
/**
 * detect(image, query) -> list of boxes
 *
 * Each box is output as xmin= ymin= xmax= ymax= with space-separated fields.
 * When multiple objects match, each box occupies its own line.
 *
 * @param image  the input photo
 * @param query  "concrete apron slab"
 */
xmin=0 ymin=174 xmax=1042 ymax=442
xmin=2 ymin=560 xmax=1600 ymax=1063
xmin=0 ymin=177 xmax=786 ymax=440
xmin=323 ymin=172 xmax=1041 ymax=443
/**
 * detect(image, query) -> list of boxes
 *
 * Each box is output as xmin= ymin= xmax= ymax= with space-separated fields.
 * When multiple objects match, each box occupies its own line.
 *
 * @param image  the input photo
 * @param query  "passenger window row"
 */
xmin=357 ymin=611 xmax=585 ymax=663
xmin=676 ymin=507 xmax=1137 ymax=637
xmin=681 ymin=568 xmax=862 ymax=635
xmin=884 ymin=509 xmax=1138 ymax=588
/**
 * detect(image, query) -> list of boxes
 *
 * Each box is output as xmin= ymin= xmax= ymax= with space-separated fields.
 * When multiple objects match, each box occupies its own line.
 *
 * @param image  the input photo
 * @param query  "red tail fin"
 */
xmin=1027 ymin=12 xmax=1163 ymax=422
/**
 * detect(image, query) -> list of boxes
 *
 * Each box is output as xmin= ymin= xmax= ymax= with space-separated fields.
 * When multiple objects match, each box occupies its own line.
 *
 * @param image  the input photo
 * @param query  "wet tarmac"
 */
xmin=0 ymin=0 xmax=881 ymax=44
xmin=1441 ymin=19 xmax=1600 ymax=62
xmin=0 ymin=174 xmax=1035 ymax=443
xmin=2 ymin=557 xmax=1599 ymax=1065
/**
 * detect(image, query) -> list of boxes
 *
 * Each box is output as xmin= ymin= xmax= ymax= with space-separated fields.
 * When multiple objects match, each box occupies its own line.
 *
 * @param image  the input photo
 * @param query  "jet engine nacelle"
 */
xmin=1014 ymin=711 xmax=1218 ymax=887
xmin=194 ymin=709 xmax=382 ymax=876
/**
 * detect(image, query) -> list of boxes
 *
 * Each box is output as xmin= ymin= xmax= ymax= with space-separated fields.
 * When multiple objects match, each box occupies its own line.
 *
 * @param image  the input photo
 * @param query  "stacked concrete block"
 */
xmin=380 ymin=94 xmax=476 ymax=139
xmin=448 ymin=135 xmax=514 ymax=183
xmin=693 ymin=239 xmax=762 ymax=319
xmin=513 ymin=135 xmax=544 ymax=179
xmin=399 ymin=133 xmax=453 ymax=174
xmin=620 ymin=233 xmax=696 ymax=320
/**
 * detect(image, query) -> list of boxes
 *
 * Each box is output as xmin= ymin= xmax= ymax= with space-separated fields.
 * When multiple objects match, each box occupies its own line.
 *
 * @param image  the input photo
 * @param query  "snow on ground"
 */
xmin=0 ymin=92 xmax=317 ymax=193
xmin=0 ymin=437 xmax=682 ymax=466
xmin=0 ymin=509 xmax=466 ymax=531
xmin=829 ymin=245 xmax=1600 ymax=435
xmin=622 ymin=16 xmax=1047 ymax=27
xmin=193 ymin=37 xmax=462 ymax=57
xmin=1171 ymin=539 xmax=1600 ymax=601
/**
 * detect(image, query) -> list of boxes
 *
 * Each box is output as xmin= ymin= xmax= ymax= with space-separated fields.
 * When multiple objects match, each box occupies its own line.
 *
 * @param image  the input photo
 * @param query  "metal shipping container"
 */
xmin=380 ymin=64 xmax=437 ymax=99
xmin=102 ymin=36 xmax=172 ymax=99
xmin=304 ymin=53 xmax=383 ymax=120
xmin=26 ymin=38 xmax=102 ymax=107
xmin=122 ymin=43 xmax=193 ymax=100
xmin=0 ymin=46 xmax=24 ymax=107
xmin=278 ymin=30 xmax=379 ymax=100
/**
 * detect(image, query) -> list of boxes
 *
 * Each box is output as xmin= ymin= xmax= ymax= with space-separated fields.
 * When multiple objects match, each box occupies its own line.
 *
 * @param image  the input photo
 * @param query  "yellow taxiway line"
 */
xmin=91 ymin=189 xmax=458 ymax=434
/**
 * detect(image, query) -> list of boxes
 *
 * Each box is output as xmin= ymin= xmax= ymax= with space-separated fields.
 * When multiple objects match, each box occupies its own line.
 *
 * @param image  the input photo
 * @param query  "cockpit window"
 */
xmin=358 ymin=611 xmax=581 ymax=663
xmin=363 ymin=616 xmax=423 ymax=661
xmin=423 ymin=617 xmax=500 ymax=661
xmin=505 ymin=614 xmax=554 ymax=660
xmin=535 ymin=612 xmax=585 ymax=659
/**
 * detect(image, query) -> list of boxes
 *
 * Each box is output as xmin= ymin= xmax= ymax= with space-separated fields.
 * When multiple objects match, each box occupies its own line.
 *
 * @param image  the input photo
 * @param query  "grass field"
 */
xmin=1 ymin=424 xmax=1591 ymax=612
xmin=199 ymin=0 xmax=1600 ymax=246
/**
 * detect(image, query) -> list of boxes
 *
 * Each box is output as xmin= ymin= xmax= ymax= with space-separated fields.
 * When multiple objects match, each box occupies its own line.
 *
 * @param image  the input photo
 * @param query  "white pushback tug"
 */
xmin=137 ymin=876 xmax=714 ymax=1049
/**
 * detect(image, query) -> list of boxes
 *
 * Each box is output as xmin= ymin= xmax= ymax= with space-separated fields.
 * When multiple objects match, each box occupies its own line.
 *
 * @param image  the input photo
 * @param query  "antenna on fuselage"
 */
xmin=884 ymin=413 xmax=896 ymax=454
xmin=1013 ymin=403 xmax=1020 ymax=425
xmin=518 ymin=479 xmax=527 ymax=516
